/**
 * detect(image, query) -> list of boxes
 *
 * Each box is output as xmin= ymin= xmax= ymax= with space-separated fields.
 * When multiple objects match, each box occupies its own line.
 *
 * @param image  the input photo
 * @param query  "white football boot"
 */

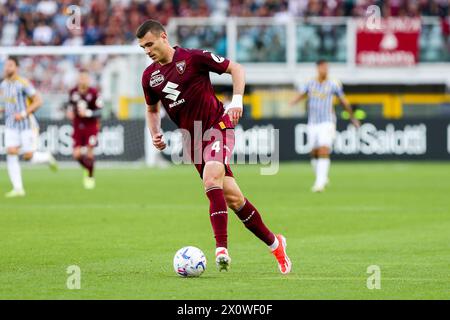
xmin=215 ymin=247 xmax=231 ymax=272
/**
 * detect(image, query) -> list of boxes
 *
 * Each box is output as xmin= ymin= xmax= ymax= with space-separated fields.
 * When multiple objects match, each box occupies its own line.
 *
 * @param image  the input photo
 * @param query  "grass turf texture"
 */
xmin=0 ymin=162 xmax=449 ymax=299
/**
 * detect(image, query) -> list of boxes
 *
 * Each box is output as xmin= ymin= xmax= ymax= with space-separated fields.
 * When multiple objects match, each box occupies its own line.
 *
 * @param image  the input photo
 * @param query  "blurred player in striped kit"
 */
xmin=291 ymin=60 xmax=360 ymax=192
xmin=0 ymin=56 xmax=58 ymax=198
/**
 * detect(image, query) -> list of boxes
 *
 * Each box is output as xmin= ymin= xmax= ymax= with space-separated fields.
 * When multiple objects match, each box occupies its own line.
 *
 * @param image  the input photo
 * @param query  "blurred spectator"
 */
xmin=32 ymin=19 xmax=53 ymax=45
xmin=36 ymin=0 xmax=57 ymax=16
xmin=1 ymin=0 xmax=449 ymax=46
xmin=1 ymin=0 xmax=448 ymax=96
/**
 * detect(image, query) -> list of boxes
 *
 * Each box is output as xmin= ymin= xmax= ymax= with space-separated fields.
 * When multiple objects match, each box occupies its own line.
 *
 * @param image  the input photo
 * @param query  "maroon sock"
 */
xmin=205 ymin=187 xmax=228 ymax=248
xmin=78 ymin=156 xmax=94 ymax=177
xmin=77 ymin=157 xmax=87 ymax=171
xmin=234 ymin=198 xmax=275 ymax=246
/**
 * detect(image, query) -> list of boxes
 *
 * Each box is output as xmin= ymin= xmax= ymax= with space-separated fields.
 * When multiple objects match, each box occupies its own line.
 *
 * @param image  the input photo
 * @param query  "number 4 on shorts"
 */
xmin=212 ymin=141 xmax=221 ymax=153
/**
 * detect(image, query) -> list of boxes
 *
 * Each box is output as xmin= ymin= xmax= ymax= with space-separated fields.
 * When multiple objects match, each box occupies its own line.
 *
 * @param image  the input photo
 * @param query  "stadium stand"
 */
xmin=0 ymin=1 xmax=449 ymax=46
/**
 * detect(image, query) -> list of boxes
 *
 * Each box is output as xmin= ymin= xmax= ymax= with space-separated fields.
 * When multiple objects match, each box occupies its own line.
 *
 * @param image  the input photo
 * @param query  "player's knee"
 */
xmin=317 ymin=147 xmax=330 ymax=157
xmin=73 ymin=151 xmax=81 ymax=160
xmin=203 ymin=163 xmax=224 ymax=189
xmin=7 ymin=147 xmax=19 ymax=155
xmin=22 ymin=152 xmax=33 ymax=161
xmin=203 ymin=176 xmax=221 ymax=190
xmin=86 ymin=149 xmax=95 ymax=160
xmin=203 ymin=171 xmax=223 ymax=189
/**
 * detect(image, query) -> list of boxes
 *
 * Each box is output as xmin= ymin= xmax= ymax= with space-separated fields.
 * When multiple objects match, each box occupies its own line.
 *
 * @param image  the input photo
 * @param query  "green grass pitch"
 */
xmin=0 ymin=162 xmax=449 ymax=299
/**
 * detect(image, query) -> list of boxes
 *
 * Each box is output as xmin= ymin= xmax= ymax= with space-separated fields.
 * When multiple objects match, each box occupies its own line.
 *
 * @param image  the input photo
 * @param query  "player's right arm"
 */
xmin=146 ymin=103 xmax=166 ymax=150
xmin=289 ymin=92 xmax=307 ymax=107
xmin=289 ymin=80 xmax=309 ymax=107
xmin=142 ymin=69 xmax=166 ymax=150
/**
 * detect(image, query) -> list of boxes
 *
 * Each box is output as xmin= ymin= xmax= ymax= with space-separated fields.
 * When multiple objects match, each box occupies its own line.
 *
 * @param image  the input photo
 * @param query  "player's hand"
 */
xmin=77 ymin=101 xmax=88 ymax=117
xmin=224 ymin=94 xmax=243 ymax=126
xmin=350 ymin=117 xmax=361 ymax=128
xmin=226 ymin=107 xmax=243 ymax=126
xmin=78 ymin=109 xmax=87 ymax=118
xmin=14 ymin=111 xmax=27 ymax=121
xmin=152 ymin=133 xmax=166 ymax=151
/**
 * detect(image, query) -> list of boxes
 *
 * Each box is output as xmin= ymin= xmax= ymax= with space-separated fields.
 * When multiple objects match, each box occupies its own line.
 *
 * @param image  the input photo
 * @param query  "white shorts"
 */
xmin=5 ymin=128 xmax=38 ymax=153
xmin=307 ymin=122 xmax=336 ymax=150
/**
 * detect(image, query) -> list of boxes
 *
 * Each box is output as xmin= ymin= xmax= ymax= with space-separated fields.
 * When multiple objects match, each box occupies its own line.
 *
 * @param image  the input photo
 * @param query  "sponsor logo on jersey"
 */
xmin=162 ymin=81 xmax=181 ymax=101
xmin=176 ymin=60 xmax=186 ymax=74
xmin=150 ymin=74 xmax=165 ymax=87
xmin=211 ymin=53 xmax=225 ymax=63
xmin=169 ymin=98 xmax=185 ymax=108
xmin=203 ymin=50 xmax=225 ymax=63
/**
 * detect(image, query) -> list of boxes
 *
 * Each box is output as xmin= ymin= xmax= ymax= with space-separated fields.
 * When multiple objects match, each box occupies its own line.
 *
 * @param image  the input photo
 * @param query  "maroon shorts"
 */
xmin=193 ymin=114 xmax=235 ymax=179
xmin=73 ymin=120 xmax=100 ymax=148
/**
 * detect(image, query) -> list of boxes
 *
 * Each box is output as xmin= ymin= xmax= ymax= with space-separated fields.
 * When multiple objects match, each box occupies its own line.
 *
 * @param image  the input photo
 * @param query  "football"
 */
xmin=173 ymin=246 xmax=207 ymax=277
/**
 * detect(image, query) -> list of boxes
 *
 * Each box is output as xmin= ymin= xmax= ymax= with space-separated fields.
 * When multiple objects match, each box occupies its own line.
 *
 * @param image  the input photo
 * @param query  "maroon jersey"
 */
xmin=68 ymin=87 xmax=102 ymax=125
xmin=141 ymin=47 xmax=230 ymax=135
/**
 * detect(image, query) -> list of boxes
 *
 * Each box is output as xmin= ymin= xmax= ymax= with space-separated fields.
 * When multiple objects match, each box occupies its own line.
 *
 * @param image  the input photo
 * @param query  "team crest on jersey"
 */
xmin=176 ymin=60 xmax=186 ymax=74
xmin=150 ymin=74 xmax=165 ymax=87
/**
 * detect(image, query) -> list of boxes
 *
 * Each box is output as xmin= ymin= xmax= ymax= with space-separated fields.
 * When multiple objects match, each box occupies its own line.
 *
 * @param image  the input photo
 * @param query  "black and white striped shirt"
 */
xmin=297 ymin=77 xmax=344 ymax=125
xmin=0 ymin=76 xmax=37 ymax=130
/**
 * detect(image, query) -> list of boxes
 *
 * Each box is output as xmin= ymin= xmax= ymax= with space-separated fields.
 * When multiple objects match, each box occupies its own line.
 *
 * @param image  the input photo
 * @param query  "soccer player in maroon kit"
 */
xmin=137 ymin=20 xmax=291 ymax=274
xmin=67 ymin=70 xmax=102 ymax=190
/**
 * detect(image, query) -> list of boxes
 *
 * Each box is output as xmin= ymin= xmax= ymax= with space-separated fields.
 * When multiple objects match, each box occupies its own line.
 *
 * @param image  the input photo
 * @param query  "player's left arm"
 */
xmin=335 ymin=81 xmax=360 ymax=128
xmin=15 ymin=93 xmax=43 ymax=121
xmin=80 ymin=91 xmax=103 ymax=118
xmin=15 ymin=81 xmax=42 ymax=121
xmin=224 ymin=61 xmax=245 ymax=126
xmin=338 ymin=95 xmax=360 ymax=128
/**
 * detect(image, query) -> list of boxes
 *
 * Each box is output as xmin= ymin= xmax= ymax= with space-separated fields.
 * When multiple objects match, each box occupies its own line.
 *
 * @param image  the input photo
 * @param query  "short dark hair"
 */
xmin=135 ymin=20 xmax=166 ymax=39
xmin=316 ymin=59 xmax=327 ymax=66
xmin=7 ymin=56 xmax=20 ymax=66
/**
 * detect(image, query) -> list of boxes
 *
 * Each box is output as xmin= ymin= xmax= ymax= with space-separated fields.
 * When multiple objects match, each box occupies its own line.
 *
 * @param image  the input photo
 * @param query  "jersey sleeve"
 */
xmin=332 ymin=79 xmax=344 ymax=98
xmin=192 ymin=49 xmax=230 ymax=74
xmin=142 ymin=72 xmax=160 ymax=105
xmin=296 ymin=80 xmax=309 ymax=95
xmin=22 ymin=79 xmax=37 ymax=98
